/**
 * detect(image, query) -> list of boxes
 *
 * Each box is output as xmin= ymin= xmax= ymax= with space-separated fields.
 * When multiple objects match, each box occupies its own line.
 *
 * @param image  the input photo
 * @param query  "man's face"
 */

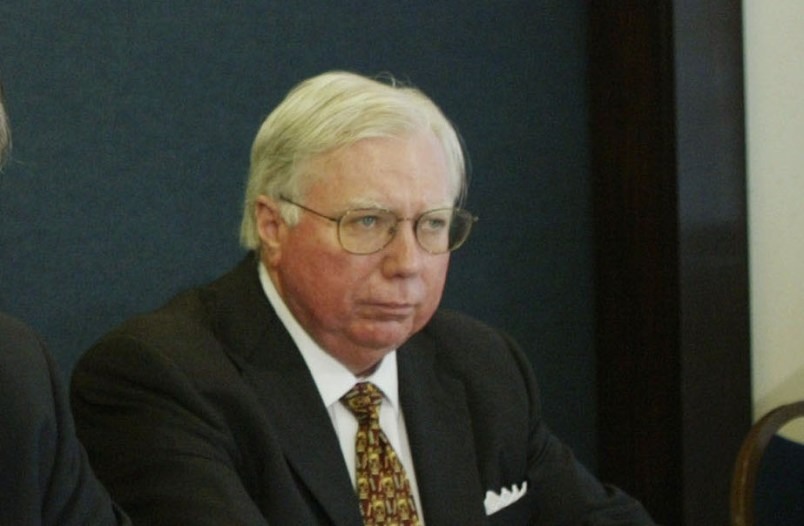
xmin=258 ymin=130 xmax=453 ymax=374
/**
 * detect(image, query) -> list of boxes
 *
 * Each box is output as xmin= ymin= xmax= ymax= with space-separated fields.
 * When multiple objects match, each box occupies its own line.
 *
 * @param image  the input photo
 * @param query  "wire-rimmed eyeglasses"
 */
xmin=280 ymin=196 xmax=477 ymax=255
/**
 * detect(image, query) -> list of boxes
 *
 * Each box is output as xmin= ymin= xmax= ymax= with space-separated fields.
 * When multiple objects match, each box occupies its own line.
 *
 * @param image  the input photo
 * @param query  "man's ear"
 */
xmin=255 ymin=195 xmax=284 ymax=266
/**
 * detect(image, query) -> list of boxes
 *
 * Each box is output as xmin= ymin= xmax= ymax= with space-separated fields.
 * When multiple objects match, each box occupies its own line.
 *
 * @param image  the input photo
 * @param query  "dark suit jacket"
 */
xmin=0 ymin=313 xmax=128 ymax=525
xmin=71 ymin=255 xmax=655 ymax=525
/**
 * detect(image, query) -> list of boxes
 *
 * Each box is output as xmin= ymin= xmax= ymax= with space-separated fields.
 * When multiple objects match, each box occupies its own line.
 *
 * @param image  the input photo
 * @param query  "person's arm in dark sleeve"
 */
xmin=0 ymin=313 xmax=129 ymax=526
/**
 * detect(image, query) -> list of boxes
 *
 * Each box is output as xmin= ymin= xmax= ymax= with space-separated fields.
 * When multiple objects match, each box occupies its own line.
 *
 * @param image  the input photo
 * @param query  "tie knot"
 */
xmin=342 ymin=381 xmax=383 ymax=421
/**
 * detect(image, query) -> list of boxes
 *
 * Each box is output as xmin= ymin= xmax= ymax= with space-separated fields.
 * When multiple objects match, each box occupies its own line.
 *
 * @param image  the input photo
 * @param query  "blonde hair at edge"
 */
xmin=0 ymin=82 xmax=10 ymax=169
xmin=239 ymin=71 xmax=467 ymax=250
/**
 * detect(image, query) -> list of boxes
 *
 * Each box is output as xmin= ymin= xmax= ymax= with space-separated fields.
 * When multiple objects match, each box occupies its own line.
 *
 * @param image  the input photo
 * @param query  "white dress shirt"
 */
xmin=258 ymin=264 xmax=425 ymax=521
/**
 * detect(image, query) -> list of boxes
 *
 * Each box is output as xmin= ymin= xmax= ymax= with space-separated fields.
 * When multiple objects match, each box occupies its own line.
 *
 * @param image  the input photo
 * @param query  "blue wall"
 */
xmin=0 ymin=1 xmax=595 ymax=466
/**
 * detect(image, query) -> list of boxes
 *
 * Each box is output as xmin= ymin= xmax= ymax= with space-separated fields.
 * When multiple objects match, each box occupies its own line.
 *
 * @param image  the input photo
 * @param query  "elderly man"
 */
xmin=0 ymin=81 xmax=128 ymax=525
xmin=71 ymin=71 xmax=656 ymax=525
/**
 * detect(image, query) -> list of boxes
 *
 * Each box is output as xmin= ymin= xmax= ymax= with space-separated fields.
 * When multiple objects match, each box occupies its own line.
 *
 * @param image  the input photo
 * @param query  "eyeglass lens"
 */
xmin=338 ymin=208 xmax=474 ymax=255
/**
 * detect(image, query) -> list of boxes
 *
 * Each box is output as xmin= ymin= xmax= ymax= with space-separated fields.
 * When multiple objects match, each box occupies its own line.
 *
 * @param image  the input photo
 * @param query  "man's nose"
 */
xmin=382 ymin=220 xmax=425 ymax=275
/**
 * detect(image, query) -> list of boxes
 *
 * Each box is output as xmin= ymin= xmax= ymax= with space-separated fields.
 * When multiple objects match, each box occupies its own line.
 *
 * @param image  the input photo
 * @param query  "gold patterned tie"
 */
xmin=341 ymin=382 xmax=421 ymax=526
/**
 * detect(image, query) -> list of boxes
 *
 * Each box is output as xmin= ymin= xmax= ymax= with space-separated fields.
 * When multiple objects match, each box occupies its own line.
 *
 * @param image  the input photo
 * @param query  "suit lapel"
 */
xmin=209 ymin=256 xmax=363 ymax=526
xmin=245 ymin=347 xmax=363 ymax=526
xmin=398 ymin=335 xmax=488 ymax=525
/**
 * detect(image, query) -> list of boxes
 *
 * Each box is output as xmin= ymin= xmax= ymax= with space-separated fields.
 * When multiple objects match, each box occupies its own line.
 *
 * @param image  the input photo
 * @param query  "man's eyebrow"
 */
xmin=341 ymin=197 xmax=455 ymax=213
xmin=343 ymin=197 xmax=388 ymax=210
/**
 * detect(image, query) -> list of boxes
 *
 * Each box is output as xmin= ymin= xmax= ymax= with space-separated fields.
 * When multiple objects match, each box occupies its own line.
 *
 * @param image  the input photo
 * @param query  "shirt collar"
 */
xmin=258 ymin=263 xmax=400 ymax=411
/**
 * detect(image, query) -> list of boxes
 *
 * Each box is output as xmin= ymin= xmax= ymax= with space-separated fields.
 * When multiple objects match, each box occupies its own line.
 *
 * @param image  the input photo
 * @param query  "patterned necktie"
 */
xmin=341 ymin=382 xmax=421 ymax=526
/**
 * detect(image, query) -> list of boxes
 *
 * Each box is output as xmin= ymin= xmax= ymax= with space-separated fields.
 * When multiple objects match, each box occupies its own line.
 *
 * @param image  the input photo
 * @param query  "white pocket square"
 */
xmin=483 ymin=481 xmax=528 ymax=515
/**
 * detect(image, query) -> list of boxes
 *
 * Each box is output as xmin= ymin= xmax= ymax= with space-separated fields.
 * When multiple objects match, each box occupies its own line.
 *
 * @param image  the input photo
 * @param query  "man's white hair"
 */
xmin=239 ymin=71 xmax=466 ymax=249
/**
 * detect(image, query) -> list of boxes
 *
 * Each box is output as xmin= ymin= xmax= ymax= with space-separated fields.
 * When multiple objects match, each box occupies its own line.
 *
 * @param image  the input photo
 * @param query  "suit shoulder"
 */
xmin=75 ymin=285 xmax=223 ymax=375
xmin=417 ymin=309 xmax=533 ymax=377
xmin=0 ymin=313 xmax=58 ymax=414
xmin=111 ymin=288 xmax=212 ymax=341
xmin=87 ymin=255 xmax=260 ymax=357
xmin=423 ymin=309 xmax=511 ymax=352
xmin=0 ymin=312 xmax=46 ymax=355
xmin=0 ymin=313 xmax=54 ymax=388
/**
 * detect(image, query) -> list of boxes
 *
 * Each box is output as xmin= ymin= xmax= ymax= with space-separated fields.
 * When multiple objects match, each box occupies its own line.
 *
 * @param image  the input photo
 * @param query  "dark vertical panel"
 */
xmin=588 ymin=3 xmax=683 ymax=523
xmin=674 ymin=2 xmax=751 ymax=524
xmin=589 ymin=2 xmax=751 ymax=525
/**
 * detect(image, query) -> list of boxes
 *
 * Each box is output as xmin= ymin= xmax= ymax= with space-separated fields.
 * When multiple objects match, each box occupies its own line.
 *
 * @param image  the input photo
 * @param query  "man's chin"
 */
xmin=354 ymin=324 xmax=416 ymax=352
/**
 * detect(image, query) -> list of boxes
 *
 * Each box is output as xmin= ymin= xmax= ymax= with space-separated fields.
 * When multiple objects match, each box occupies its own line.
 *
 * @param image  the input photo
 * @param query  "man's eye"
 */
xmin=420 ymin=213 xmax=449 ymax=233
xmin=345 ymin=212 xmax=386 ymax=230
xmin=358 ymin=215 xmax=378 ymax=228
xmin=423 ymin=217 xmax=447 ymax=230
